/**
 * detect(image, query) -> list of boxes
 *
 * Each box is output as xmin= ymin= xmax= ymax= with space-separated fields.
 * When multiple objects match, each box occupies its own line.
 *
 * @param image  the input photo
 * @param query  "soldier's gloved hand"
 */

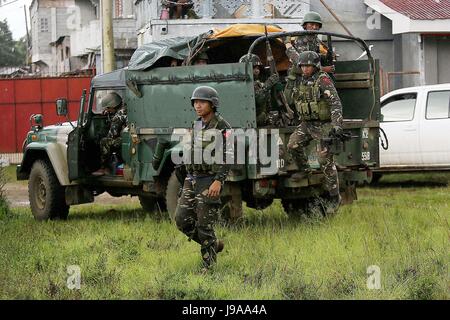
xmin=330 ymin=126 xmax=343 ymax=136
xmin=266 ymin=73 xmax=280 ymax=87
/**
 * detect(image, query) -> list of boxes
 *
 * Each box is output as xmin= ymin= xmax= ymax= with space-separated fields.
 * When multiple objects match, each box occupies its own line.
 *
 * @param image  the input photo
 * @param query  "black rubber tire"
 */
xmin=371 ymin=172 xmax=383 ymax=184
xmin=165 ymin=171 xmax=181 ymax=222
xmin=138 ymin=196 xmax=167 ymax=213
xmin=282 ymin=199 xmax=309 ymax=217
xmin=28 ymin=159 xmax=69 ymax=221
xmin=245 ymin=198 xmax=274 ymax=210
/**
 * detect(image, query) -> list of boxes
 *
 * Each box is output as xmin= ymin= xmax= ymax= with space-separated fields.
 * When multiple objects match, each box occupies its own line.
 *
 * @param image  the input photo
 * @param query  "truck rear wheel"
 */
xmin=138 ymin=196 xmax=167 ymax=214
xmin=166 ymin=171 xmax=181 ymax=222
xmin=28 ymin=159 xmax=69 ymax=221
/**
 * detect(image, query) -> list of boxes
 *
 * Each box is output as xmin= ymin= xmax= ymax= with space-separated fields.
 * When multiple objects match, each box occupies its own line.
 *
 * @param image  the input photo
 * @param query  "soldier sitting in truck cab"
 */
xmin=92 ymin=92 xmax=128 ymax=176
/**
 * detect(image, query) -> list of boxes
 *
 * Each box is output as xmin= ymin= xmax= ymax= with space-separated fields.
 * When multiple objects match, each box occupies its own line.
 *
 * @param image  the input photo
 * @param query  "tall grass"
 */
xmin=0 ymin=165 xmax=9 ymax=217
xmin=0 ymin=171 xmax=449 ymax=299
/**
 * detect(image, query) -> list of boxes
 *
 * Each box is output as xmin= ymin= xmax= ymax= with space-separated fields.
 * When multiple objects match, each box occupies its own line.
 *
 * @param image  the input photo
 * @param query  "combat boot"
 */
xmin=324 ymin=193 xmax=341 ymax=215
xmin=215 ymin=239 xmax=224 ymax=254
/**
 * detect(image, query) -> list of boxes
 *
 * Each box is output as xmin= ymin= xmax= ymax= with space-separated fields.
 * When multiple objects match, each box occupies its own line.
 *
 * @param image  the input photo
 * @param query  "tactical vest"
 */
xmin=185 ymin=115 xmax=224 ymax=175
xmin=292 ymin=73 xmax=331 ymax=121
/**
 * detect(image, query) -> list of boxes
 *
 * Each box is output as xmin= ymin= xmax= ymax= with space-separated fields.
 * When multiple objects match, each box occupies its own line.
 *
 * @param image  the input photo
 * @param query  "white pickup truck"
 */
xmin=375 ymin=83 xmax=450 ymax=180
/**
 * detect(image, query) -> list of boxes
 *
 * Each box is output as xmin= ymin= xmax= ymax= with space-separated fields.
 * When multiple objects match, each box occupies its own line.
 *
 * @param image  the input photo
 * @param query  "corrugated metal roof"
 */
xmin=380 ymin=0 xmax=450 ymax=20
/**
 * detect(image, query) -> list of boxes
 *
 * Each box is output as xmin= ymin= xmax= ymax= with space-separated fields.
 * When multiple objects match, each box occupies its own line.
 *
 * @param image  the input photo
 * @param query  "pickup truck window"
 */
xmin=426 ymin=90 xmax=450 ymax=119
xmin=381 ymin=93 xmax=417 ymax=122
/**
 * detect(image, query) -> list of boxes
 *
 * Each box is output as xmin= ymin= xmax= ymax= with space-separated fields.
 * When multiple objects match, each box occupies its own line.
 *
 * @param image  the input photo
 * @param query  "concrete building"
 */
xmin=70 ymin=0 xmax=138 ymax=74
xmin=30 ymin=0 xmax=137 ymax=75
xmin=135 ymin=0 xmax=309 ymax=45
xmin=29 ymin=0 xmax=97 ymax=74
xmin=134 ymin=0 xmax=450 ymax=93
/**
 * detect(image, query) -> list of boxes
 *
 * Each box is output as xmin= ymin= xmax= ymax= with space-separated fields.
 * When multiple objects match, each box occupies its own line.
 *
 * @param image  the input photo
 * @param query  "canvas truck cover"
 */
xmin=127 ymin=24 xmax=284 ymax=71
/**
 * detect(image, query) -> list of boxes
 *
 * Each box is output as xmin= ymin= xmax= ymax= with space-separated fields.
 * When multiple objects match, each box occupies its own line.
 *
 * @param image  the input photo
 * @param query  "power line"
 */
xmin=0 ymin=0 xmax=19 ymax=9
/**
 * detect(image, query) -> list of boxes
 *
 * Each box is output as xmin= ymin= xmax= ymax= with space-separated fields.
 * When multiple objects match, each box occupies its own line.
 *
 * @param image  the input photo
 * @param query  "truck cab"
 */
xmin=376 ymin=83 xmax=450 ymax=178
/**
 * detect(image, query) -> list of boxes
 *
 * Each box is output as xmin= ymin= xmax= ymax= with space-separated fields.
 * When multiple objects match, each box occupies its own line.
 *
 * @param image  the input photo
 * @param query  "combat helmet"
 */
xmin=101 ymin=92 xmax=122 ymax=109
xmin=298 ymin=51 xmax=321 ymax=69
xmin=239 ymin=54 xmax=263 ymax=67
xmin=191 ymin=86 xmax=219 ymax=109
xmin=302 ymin=11 xmax=323 ymax=28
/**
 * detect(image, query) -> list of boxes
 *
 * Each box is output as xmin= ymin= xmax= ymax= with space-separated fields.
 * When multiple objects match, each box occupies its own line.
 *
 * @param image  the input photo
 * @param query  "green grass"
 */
xmin=0 ymin=170 xmax=449 ymax=299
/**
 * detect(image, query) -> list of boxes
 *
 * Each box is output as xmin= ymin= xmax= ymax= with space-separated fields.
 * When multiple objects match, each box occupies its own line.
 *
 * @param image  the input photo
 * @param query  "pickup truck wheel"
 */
xmin=165 ymin=171 xmax=181 ymax=222
xmin=139 ymin=196 xmax=167 ymax=214
xmin=28 ymin=159 xmax=69 ymax=221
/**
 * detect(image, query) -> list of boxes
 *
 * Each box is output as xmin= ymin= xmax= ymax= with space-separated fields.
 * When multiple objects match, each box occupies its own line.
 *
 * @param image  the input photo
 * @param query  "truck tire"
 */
xmin=282 ymin=199 xmax=309 ymax=217
xmin=246 ymin=198 xmax=273 ymax=210
xmin=165 ymin=171 xmax=181 ymax=222
xmin=371 ymin=172 xmax=383 ymax=184
xmin=28 ymin=159 xmax=69 ymax=221
xmin=138 ymin=196 xmax=167 ymax=214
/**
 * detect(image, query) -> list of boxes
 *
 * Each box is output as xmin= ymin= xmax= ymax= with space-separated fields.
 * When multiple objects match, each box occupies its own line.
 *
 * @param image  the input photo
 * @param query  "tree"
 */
xmin=0 ymin=19 xmax=26 ymax=67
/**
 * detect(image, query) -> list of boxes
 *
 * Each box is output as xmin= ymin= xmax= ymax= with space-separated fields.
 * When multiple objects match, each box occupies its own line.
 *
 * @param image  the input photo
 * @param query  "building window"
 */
xmin=61 ymin=49 xmax=64 ymax=62
xmin=426 ymin=90 xmax=450 ymax=119
xmin=40 ymin=18 xmax=49 ymax=32
xmin=381 ymin=93 xmax=417 ymax=122
xmin=65 ymin=46 xmax=70 ymax=59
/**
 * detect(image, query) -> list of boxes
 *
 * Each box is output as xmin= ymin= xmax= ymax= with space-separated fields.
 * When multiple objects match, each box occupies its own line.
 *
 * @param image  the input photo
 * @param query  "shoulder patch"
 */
xmin=320 ymin=75 xmax=333 ymax=86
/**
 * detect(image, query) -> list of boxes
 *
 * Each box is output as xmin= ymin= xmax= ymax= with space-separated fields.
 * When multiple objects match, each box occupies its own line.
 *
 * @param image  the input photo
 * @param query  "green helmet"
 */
xmin=101 ymin=92 xmax=122 ymax=109
xmin=302 ymin=11 xmax=322 ymax=28
xmin=196 ymin=51 xmax=209 ymax=61
xmin=239 ymin=54 xmax=263 ymax=67
xmin=191 ymin=86 xmax=219 ymax=109
xmin=298 ymin=51 xmax=321 ymax=69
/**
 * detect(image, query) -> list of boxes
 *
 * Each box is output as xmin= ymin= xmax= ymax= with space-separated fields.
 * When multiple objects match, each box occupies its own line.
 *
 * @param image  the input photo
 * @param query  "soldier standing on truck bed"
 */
xmin=239 ymin=53 xmax=279 ymax=126
xmin=175 ymin=86 xmax=232 ymax=271
xmin=92 ymin=92 xmax=128 ymax=176
xmin=285 ymin=51 xmax=343 ymax=210
xmin=284 ymin=11 xmax=335 ymax=76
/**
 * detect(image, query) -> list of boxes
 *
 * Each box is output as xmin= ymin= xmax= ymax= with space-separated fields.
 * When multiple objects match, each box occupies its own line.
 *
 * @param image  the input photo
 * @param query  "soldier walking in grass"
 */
xmin=175 ymin=86 xmax=232 ymax=271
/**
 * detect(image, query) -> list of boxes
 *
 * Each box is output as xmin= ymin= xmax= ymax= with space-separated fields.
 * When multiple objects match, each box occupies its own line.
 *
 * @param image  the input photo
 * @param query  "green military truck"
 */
xmin=17 ymin=26 xmax=380 ymax=221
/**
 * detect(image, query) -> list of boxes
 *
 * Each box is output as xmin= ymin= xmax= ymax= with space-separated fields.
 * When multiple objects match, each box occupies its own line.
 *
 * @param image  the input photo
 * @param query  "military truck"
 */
xmin=17 ymin=25 xmax=380 ymax=221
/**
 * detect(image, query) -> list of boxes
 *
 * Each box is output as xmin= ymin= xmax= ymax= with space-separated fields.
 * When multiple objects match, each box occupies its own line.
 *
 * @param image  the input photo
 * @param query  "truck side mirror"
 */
xmin=56 ymin=98 xmax=68 ymax=116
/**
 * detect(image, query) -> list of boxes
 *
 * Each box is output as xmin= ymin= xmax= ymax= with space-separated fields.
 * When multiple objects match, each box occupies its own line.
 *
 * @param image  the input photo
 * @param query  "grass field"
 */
xmin=0 ymin=166 xmax=449 ymax=299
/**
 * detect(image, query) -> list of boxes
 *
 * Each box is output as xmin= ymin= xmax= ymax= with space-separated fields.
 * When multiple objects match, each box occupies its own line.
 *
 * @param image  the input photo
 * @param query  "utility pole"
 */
xmin=101 ymin=0 xmax=116 ymax=73
xmin=23 ymin=5 xmax=31 ymax=66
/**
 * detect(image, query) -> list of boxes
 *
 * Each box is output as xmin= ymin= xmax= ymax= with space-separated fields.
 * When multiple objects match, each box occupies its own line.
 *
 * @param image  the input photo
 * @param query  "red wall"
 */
xmin=0 ymin=76 xmax=92 ymax=153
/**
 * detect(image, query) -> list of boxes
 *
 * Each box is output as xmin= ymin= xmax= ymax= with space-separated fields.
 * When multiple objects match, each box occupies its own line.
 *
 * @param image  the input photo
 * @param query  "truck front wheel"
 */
xmin=138 ymin=196 xmax=167 ymax=214
xmin=28 ymin=159 xmax=69 ymax=221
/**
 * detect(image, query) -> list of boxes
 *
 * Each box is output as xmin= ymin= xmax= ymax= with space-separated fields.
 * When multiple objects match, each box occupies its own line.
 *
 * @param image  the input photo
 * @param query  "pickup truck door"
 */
xmin=419 ymin=89 xmax=450 ymax=166
xmin=380 ymin=91 xmax=420 ymax=167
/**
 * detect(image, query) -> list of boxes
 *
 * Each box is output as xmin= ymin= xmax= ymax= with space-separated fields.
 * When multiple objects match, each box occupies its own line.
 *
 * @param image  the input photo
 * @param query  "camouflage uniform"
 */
xmin=286 ymin=36 xmax=333 ymax=76
xmin=286 ymin=70 xmax=343 ymax=196
xmin=254 ymin=74 xmax=279 ymax=126
xmin=99 ymin=106 xmax=127 ymax=165
xmin=175 ymin=113 xmax=232 ymax=268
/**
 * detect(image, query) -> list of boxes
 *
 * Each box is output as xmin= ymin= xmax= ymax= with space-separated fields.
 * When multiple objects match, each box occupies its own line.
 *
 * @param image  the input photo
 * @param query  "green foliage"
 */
xmin=0 ymin=173 xmax=449 ymax=299
xmin=0 ymin=19 xmax=27 ymax=67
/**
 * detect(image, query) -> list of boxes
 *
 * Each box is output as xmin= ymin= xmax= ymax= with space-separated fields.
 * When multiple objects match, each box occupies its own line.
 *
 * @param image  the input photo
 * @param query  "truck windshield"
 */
xmin=92 ymin=89 xmax=125 ymax=114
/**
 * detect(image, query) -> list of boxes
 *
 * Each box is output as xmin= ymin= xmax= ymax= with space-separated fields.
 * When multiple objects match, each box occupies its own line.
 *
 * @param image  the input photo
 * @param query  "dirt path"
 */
xmin=4 ymin=182 xmax=139 ymax=208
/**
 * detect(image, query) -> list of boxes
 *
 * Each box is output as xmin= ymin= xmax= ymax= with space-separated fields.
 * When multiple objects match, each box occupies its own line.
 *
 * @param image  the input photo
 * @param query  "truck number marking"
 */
xmin=362 ymin=152 xmax=371 ymax=161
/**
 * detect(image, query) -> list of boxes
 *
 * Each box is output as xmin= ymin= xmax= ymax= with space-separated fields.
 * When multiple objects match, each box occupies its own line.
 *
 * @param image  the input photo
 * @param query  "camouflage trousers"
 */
xmin=99 ymin=137 xmax=121 ymax=165
xmin=175 ymin=175 xmax=221 ymax=267
xmin=287 ymin=121 xmax=340 ymax=196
